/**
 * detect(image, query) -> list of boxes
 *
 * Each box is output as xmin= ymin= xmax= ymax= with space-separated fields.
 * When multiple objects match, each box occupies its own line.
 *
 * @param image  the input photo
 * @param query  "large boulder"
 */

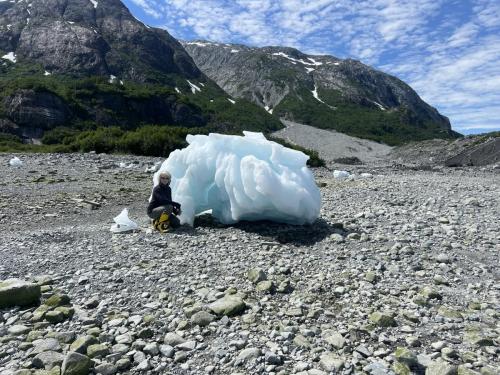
xmin=208 ymin=295 xmax=246 ymax=316
xmin=61 ymin=352 xmax=92 ymax=375
xmin=0 ymin=279 xmax=41 ymax=308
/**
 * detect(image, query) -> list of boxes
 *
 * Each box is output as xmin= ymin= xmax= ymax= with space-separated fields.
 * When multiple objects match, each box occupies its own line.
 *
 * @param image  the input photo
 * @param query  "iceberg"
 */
xmin=154 ymin=132 xmax=321 ymax=226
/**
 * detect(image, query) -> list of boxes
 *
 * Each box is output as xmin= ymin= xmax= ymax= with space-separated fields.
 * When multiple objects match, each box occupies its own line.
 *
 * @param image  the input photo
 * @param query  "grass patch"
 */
xmin=274 ymin=86 xmax=458 ymax=145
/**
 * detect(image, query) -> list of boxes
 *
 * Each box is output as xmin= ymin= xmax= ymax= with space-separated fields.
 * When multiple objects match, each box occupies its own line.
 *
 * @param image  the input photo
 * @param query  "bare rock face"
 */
xmin=0 ymin=0 xmax=202 ymax=81
xmin=3 ymin=90 xmax=71 ymax=129
xmin=0 ymin=0 xmax=219 ymax=137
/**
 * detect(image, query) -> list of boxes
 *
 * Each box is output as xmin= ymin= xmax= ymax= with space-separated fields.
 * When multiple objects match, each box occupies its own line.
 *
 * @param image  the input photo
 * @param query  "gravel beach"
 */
xmin=0 ymin=152 xmax=498 ymax=375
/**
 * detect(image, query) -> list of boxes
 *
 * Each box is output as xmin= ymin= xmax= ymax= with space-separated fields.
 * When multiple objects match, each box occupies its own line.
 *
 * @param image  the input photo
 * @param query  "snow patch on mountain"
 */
xmin=185 ymin=41 xmax=214 ymax=47
xmin=272 ymin=52 xmax=323 ymax=67
xmin=187 ymin=80 xmax=201 ymax=94
xmin=2 ymin=52 xmax=16 ymax=63
xmin=372 ymin=101 xmax=386 ymax=111
xmin=311 ymin=85 xmax=325 ymax=104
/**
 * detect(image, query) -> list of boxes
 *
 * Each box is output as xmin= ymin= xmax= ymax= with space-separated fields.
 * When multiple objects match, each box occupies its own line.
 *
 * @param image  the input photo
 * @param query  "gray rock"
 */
xmin=191 ymin=311 xmax=216 ymax=326
xmin=164 ymin=332 xmax=186 ymax=346
xmin=86 ymin=343 xmax=109 ymax=358
xmin=31 ymin=338 xmax=62 ymax=356
xmin=159 ymin=344 xmax=175 ymax=358
xmin=114 ymin=333 xmax=133 ymax=344
xmin=61 ymin=352 xmax=91 ymax=375
xmin=177 ymin=340 xmax=197 ymax=351
xmin=70 ymin=335 xmax=98 ymax=354
xmin=143 ymin=342 xmax=159 ymax=356
xmin=94 ymin=362 xmax=118 ymax=375
xmin=364 ymin=361 xmax=395 ymax=375
xmin=116 ymin=359 xmax=131 ymax=371
xmin=370 ymin=311 xmax=397 ymax=327
xmin=324 ymin=331 xmax=346 ymax=349
xmin=255 ymin=280 xmax=275 ymax=293
xmin=425 ymin=359 xmax=457 ymax=375
xmin=8 ymin=324 xmax=31 ymax=335
xmin=236 ymin=347 xmax=262 ymax=364
xmin=133 ymin=351 xmax=146 ymax=364
xmin=320 ymin=353 xmax=345 ymax=372
xmin=136 ymin=359 xmax=151 ymax=371
xmin=0 ymin=279 xmax=41 ymax=308
xmin=265 ymin=351 xmax=282 ymax=365
xmin=32 ymin=350 xmax=65 ymax=369
xmin=247 ymin=268 xmax=267 ymax=283
xmin=395 ymin=347 xmax=418 ymax=367
xmin=208 ymin=295 xmax=246 ymax=316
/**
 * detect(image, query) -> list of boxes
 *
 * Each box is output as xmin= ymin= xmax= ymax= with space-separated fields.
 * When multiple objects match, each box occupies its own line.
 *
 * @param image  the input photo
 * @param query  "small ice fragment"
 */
xmin=110 ymin=208 xmax=138 ymax=233
xmin=333 ymin=170 xmax=350 ymax=180
xmin=9 ymin=157 xmax=23 ymax=167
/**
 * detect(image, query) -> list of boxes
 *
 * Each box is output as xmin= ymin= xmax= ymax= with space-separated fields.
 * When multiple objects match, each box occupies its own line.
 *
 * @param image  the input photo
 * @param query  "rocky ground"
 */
xmin=272 ymin=121 xmax=392 ymax=164
xmin=0 ymin=152 xmax=499 ymax=375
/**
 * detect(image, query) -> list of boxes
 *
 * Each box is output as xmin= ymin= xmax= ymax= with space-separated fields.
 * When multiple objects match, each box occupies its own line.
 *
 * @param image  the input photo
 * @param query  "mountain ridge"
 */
xmin=182 ymin=40 xmax=460 ymax=145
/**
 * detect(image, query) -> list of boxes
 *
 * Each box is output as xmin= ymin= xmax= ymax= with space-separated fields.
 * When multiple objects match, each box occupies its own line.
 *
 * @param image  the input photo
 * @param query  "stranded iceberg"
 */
xmin=154 ymin=132 xmax=321 ymax=226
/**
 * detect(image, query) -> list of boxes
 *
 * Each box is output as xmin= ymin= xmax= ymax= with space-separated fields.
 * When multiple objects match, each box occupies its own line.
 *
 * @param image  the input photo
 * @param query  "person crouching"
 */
xmin=147 ymin=171 xmax=181 ymax=230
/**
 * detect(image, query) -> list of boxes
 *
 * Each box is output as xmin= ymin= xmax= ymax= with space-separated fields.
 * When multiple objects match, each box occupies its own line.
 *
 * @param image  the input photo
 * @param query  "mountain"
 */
xmin=182 ymin=41 xmax=461 ymax=145
xmin=0 ymin=0 xmax=281 ymax=143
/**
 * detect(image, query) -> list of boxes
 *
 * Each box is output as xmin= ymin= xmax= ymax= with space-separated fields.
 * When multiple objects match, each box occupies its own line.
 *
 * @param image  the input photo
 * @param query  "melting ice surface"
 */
xmin=154 ymin=132 xmax=321 ymax=226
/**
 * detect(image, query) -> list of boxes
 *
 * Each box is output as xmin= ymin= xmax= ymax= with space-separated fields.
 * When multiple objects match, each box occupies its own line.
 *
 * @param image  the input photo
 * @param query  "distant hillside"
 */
xmin=182 ymin=41 xmax=461 ymax=145
xmin=0 ymin=0 xmax=281 ymax=152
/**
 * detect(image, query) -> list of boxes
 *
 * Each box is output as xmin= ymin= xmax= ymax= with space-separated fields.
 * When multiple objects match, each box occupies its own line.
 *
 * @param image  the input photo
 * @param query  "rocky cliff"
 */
xmin=0 ymin=0 xmax=280 ymax=142
xmin=183 ymin=41 xmax=460 ymax=144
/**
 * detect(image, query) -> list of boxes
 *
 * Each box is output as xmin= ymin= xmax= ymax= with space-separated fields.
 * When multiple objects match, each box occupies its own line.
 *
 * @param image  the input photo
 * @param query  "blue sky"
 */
xmin=123 ymin=0 xmax=500 ymax=135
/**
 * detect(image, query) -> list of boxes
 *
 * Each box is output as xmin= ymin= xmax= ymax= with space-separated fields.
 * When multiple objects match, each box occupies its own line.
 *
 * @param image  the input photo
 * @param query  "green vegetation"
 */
xmin=0 ymin=61 xmax=283 ymax=157
xmin=274 ymin=87 xmax=458 ymax=145
xmin=1 ymin=125 xmax=205 ymax=157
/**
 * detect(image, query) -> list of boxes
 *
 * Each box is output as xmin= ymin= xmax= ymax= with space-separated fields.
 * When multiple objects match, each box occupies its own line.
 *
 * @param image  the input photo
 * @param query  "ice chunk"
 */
xmin=333 ymin=170 xmax=350 ymax=180
xmin=154 ymin=132 xmax=321 ymax=226
xmin=110 ymin=208 xmax=138 ymax=233
xmin=9 ymin=157 xmax=22 ymax=167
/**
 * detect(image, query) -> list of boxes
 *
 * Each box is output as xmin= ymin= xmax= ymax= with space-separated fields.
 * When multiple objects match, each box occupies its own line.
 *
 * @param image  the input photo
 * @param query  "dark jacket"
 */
xmin=147 ymin=184 xmax=181 ymax=214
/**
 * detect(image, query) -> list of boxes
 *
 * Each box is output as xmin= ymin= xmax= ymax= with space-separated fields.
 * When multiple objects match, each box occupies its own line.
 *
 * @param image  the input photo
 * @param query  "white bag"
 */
xmin=9 ymin=157 xmax=23 ymax=167
xmin=110 ymin=208 xmax=138 ymax=233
